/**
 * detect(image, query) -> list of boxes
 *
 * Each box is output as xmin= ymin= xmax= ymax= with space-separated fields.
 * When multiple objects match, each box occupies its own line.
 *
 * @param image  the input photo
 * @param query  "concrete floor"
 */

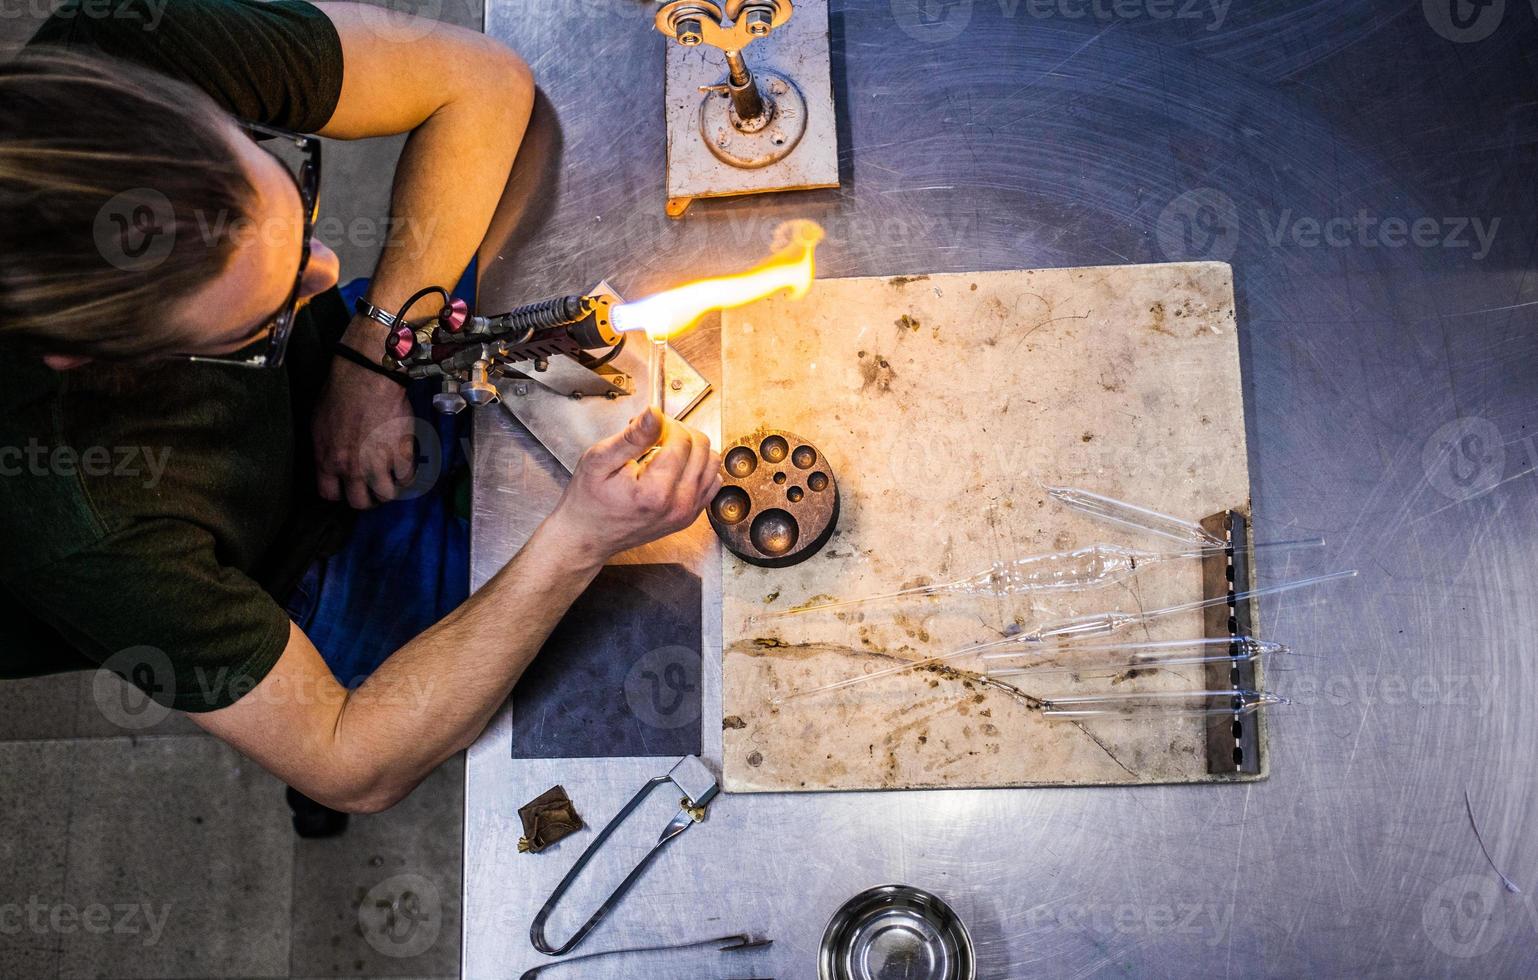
xmin=1 ymin=1 xmax=488 ymax=976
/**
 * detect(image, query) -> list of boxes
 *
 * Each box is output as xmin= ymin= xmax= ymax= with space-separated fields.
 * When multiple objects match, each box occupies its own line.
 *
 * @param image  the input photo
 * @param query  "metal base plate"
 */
xmin=496 ymin=283 xmax=710 ymax=472
xmin=699 ymin=70 xmax=808 ymax=169
xmin=663 ymin=0 xmax=838 ymax=216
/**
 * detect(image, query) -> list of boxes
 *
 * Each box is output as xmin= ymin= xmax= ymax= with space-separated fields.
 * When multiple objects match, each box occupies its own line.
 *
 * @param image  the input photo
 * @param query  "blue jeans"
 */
xmin=283 ymin=267 xmax=475 ymax=687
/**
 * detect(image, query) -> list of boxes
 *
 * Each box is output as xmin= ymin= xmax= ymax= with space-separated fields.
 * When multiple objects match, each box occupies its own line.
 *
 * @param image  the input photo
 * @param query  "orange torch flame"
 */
xmin=612 ymin=220 xmax=824 ymax=340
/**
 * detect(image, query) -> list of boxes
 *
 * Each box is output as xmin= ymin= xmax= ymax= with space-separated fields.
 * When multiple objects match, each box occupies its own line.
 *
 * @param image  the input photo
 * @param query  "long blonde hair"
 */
xmin=0 ymin=48 xmax=254 ymax=358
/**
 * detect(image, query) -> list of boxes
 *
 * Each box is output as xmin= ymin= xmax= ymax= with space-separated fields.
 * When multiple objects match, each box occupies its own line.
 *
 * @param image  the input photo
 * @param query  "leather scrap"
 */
xmin=518 ymin=784 xmax=583 ymax=853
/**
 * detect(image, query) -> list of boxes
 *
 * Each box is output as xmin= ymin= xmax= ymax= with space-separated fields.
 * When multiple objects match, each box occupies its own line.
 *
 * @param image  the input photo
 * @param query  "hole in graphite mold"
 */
xmin=724 ymin=446 xmax=758 ymax=478
xmin=750 ymin=509 xmax=800 ymax=556
xmin=711 ymin=486 xmax=752 ymax=525
xmin=759 ymin=435 xmax=789 ymax=464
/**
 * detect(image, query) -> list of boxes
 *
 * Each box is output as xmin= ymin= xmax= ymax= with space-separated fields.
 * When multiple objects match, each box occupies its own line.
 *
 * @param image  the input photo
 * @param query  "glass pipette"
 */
xmin=982 ymin=635 xmax=1286 ymax=679
xmin=1044 ymin=486 xmax=1229 ymax=548
xmin=1039 ymin=689 xmax=1288 ymax=719
xmin=765 ymin=569 xmax=1355 ymax=706
xmin=763 ymin=538 xmax=1320 ymax=618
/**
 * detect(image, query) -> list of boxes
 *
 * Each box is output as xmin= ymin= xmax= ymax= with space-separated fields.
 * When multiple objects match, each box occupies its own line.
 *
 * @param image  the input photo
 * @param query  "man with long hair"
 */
xmin=0 ymin=0 xmax=719 ymax=832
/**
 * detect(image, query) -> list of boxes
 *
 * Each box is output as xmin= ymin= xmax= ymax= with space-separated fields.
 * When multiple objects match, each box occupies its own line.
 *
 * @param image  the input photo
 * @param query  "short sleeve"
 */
xmin=27 ymin=0 xmax=344 ymax=133
xmin=13 ymin=517 xmax=293 ymax=712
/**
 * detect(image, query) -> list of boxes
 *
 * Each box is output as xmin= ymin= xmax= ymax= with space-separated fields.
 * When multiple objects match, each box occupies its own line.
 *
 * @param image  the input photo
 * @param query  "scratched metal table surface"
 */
xmin=464 ymin=2 xmax=1538 ymax=977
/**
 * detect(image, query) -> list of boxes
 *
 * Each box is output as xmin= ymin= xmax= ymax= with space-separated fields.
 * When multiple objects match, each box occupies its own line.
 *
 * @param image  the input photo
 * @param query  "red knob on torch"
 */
xmin=388 ymin=323 xmax=417 ymax=361
xmin=440 ymin=297 xmax=468 ymax=333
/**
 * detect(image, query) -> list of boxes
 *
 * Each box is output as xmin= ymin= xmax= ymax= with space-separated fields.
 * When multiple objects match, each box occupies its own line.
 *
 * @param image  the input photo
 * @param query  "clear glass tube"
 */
xmin=1039 ymin=689 xmax=1288 ymax=718
xmin=765 ymin=570 xmax=1354 ymax=706
xmin=648 ymin=337 xmax=668 ymax=412
xmin=1045 ymin=485 xmax=1228 ymax=549
xmin=971 ymin=568 xmax=1356 ymax=652
xmin=983 ymin=635 xmax=1286 ymax=678
xmin=761 ymin=539 xmax=1319 ymax=619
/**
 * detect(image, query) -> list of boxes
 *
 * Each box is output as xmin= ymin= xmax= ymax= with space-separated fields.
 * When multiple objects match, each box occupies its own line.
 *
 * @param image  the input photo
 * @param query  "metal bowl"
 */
xmin=819 ymin=884 xmax=975 ymax=980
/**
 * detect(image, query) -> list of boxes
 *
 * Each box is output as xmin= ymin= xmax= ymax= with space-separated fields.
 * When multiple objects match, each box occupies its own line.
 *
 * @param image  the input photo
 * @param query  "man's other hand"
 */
xmin=547 ymin=408 xmax=721 ymax=559
xmin=313 ymin=350 xmax=416 ymax=509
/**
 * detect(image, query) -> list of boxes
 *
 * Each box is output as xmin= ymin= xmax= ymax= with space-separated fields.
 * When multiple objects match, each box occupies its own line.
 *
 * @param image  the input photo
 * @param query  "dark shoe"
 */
xmin=286 ymin=786 xmax=349 ymax=838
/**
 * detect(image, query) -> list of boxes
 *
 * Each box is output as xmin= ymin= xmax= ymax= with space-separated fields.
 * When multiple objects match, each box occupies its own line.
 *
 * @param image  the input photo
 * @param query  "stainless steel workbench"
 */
xmin=464 ymin=3 xmax=1538 ymax=976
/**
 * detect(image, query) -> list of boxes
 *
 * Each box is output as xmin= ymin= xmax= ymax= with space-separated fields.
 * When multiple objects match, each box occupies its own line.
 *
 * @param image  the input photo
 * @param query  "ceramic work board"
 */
xmin=720 ymin=262 xmax=1253 ymax=792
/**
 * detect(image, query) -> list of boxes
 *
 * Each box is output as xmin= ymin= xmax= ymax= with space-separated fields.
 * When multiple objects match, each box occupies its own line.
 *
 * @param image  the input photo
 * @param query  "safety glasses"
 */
xmin=183 ymin=120 xmax=321 ymax=369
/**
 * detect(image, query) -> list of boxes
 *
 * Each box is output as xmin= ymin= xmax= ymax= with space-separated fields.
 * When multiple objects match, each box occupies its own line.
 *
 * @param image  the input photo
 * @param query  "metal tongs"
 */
xmin=519 ymin=933 xmax=772 ymax=979
xmin=530 ymin=757 xmax=722 ymax=956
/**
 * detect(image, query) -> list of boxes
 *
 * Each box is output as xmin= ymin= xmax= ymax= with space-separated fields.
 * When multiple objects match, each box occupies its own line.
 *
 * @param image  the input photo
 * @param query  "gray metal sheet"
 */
xmin=467 ymin=2 xmax=1538 ymax=977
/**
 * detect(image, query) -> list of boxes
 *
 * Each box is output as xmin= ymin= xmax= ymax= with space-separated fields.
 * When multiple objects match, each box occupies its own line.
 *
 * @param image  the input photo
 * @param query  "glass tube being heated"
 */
xmin=647 ymin=336 xmax=669 ymax=412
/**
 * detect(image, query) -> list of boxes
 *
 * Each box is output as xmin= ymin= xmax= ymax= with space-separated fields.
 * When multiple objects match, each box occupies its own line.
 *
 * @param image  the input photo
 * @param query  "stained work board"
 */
xmin=719 ymin=262 xmax=1256 ymax=792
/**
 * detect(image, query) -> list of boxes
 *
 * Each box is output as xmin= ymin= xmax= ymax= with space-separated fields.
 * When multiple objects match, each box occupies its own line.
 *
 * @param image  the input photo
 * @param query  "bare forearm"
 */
xmin=360 ymin=92 xmax=528 ymax=316
xmin=197 ymin=412 xmax=712 ymax=814
xmin=332 ymin=512 xmax=601 ymax=809
xmin=336 ymin=35 xmax=533 ymax=350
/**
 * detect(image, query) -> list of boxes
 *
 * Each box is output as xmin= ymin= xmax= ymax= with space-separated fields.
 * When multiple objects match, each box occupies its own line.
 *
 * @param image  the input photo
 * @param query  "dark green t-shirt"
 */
xmin=0 ymin=0 xmax=348 ymax=711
